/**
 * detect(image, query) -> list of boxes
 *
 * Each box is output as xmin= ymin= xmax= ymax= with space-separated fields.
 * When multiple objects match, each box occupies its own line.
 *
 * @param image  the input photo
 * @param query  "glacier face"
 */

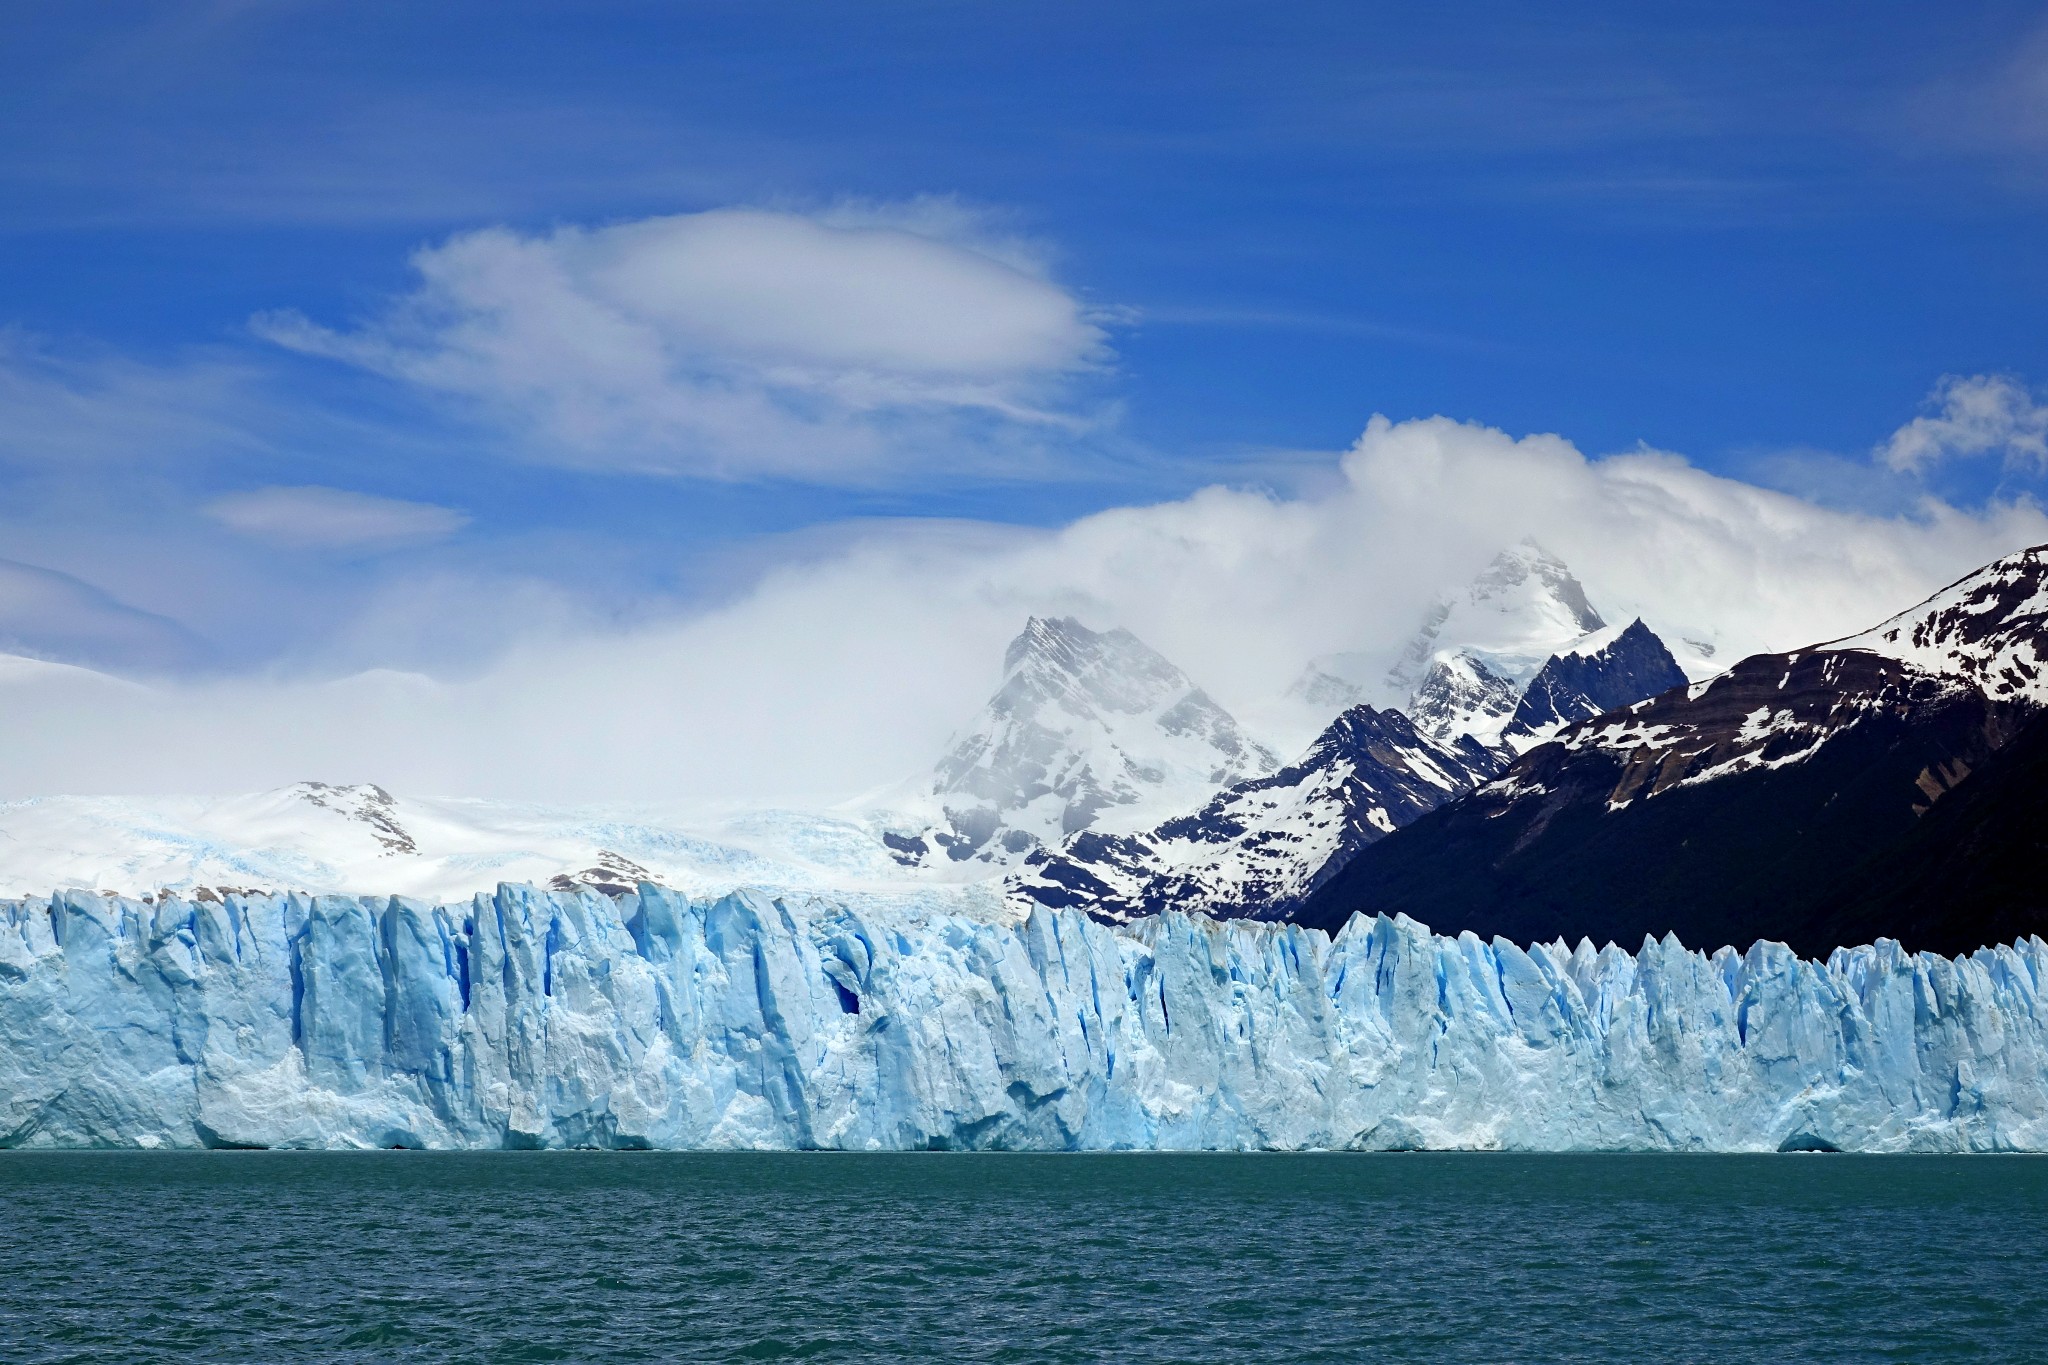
xmin=4 ymin=883 xmax=2046 ymax=1153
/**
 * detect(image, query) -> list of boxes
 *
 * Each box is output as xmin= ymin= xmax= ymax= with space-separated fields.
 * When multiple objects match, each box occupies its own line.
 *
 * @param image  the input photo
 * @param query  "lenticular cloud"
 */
xmin=254 ymin=203 xmax=1114 ymax=482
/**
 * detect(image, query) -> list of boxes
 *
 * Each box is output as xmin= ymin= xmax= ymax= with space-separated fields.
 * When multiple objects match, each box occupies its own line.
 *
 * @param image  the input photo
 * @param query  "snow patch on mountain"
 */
xmin=1010 ymin=705 xmax=1506 ymax=922
xmin=1830 ymin=545 xmax=2048 ymax=706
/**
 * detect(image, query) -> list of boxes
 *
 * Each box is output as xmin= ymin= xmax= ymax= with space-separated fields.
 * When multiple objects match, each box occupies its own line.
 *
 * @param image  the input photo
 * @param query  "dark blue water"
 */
xmin=1 ymin=1153 xmax=2043 ymax=1363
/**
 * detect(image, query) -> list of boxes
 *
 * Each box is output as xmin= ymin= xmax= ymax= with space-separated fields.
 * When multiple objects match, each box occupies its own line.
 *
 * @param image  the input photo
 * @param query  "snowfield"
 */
xmin=0 ymin=782 xmax=1003 ymax=914
xmin=4 ymin=882 xmax=2044 ymax=1152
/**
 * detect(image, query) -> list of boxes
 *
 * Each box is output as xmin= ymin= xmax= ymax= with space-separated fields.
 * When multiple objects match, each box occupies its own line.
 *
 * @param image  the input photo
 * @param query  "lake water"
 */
xmin=1 ymin=1152 xmax=2043 ymax=1362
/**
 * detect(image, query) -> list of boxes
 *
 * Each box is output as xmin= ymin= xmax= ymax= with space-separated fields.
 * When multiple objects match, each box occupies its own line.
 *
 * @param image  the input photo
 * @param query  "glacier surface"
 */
xmin=4 ymin=883 xmax=2046 ymax=1152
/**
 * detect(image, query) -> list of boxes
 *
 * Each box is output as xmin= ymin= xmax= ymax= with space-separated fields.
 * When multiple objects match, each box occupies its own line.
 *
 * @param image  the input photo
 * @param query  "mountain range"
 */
xmin=1009 ymin=546 xmax=1687 ymax=920
xmin=8 ymin=540 xmax=2045 ymax=962
xmin=0 ymin=543 xmax=1692 ymax=923
xmin=1297 ymin=545 xmax=2048 ymax=957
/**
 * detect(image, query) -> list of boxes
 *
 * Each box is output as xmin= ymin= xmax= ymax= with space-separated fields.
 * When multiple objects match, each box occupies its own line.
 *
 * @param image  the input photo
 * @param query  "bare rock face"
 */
xmin=1499 ymin=618 xmax=1689 ymax=750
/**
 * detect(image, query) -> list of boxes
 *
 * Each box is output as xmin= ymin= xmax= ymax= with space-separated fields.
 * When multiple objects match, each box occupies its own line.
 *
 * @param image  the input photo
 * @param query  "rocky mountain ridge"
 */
xmin=1008 ymin=705 xmax=1506 ymax=921
xmin=1297 ymin=545 xmax=2048 ymax=956
xmin=1012 ymin=548 xmax=1690 ymax=923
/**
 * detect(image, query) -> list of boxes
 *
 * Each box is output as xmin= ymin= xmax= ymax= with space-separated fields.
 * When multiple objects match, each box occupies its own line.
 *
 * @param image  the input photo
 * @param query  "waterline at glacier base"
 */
xmin=3 ymin=884 xmax=2045 ymax=1152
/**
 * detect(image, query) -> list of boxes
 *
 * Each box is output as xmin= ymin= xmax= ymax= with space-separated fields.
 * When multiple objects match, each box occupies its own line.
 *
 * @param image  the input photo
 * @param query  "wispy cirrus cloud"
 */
xmin=0 ymin=329 xmax=267 ymax=468
xmin=1902 ymin=16 xmax=2048 ymax=170
xmin=254 ymin=202 xmax=1121 ymax=484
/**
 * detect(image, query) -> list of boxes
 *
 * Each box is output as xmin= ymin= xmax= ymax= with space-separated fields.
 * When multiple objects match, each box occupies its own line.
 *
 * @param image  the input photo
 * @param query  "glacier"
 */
xmin=3 ymin=883 xmax=2046 ymax=1152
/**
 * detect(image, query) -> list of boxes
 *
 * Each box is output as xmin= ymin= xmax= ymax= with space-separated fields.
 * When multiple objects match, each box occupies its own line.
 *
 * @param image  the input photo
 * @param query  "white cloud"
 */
xmin=254 ymin=203 xmax=1115 ymax=482
xmin=204 ymin=485 xmax=469 ymax=549
xmin=1878 ymin=374 xmax=2048 ymax=474
xmin=2 ymin=414 xmax=2042 ymax=806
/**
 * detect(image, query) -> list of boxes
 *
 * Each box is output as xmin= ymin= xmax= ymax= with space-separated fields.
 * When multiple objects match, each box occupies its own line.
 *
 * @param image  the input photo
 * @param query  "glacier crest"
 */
xmin=3 ymin=884 xmax=2046 ymax=1152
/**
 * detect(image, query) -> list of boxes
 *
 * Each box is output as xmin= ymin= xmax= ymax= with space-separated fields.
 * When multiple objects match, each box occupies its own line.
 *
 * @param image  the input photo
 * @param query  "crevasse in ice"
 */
xmin=3 ymin=884 xmax=2044 ymax=1151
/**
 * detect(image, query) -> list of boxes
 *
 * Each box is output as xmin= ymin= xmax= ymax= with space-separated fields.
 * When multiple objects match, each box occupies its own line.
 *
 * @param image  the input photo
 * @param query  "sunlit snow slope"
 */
xmin=0 ymin=782 xmax=995 ymax=916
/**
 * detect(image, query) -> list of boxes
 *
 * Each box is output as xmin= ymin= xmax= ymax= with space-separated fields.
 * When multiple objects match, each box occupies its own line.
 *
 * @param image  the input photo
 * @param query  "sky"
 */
xmin=4 ymin=1 xmax=2048 ymax=800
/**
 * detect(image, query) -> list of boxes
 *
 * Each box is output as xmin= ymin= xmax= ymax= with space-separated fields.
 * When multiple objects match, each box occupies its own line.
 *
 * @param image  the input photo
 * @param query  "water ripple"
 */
xmin=0 ymin=1152 xmax=2043 ymax=1364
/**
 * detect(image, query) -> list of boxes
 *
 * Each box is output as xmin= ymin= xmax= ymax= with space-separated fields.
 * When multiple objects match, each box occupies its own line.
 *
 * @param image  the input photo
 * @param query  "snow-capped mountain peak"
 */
xmin=1009 ymin=700 xmax=1505 ymax=921
xmin=1284 ymin=540 xmax=1609 ymax=735
xmin=1279 ymin=540 xmax=1691 ymax=753
xmin=900 ymin=616 xmax=1280 ymax=866
xmin=1387 ymin=540 xmax=1604 ymax=698
xmin=1391 ymin=541 xmax=1622 ymax=744
xmin=980 ymin=615 xmax=1214 ymax=730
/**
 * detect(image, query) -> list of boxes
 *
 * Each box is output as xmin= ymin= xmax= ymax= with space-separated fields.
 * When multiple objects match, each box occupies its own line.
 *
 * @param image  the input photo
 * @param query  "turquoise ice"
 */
xmin=3 ymin=884 xmax=2045 ymax=1151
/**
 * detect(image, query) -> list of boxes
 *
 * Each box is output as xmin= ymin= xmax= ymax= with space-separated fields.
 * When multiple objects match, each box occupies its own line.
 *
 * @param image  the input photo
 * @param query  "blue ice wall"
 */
xmin=3 ymin=885 xmax=2044 ymax=1151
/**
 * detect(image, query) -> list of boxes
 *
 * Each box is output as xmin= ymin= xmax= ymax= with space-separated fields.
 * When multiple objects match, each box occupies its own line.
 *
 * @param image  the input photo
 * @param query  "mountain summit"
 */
xmin=1826 ymin=545 xmax=2048 ymax=706
xmin=1395 ymin=541 xmax=1612 ymax=744
xmin=1499 ymin=617 xmax=1687 ymax=750
xmin=1289 ymin=541 xmax=1630 ymax=745
xmin=892 ymin=616 xmax=1279 ymax=866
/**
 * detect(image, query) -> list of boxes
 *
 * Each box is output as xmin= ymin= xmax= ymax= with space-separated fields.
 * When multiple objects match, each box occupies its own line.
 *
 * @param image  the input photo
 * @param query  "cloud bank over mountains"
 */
xmin=0 ymin=559 xmax=211 ymax=675
xmin=1 ymin=198 xmax=2045 ymax=806
xmin=1 ymin=412 xmax=2041 ymax=805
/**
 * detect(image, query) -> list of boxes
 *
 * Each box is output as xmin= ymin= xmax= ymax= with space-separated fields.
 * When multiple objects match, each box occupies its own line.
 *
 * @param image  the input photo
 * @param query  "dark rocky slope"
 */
xmin=1296 ymin=547 xmax=2048 ymax=957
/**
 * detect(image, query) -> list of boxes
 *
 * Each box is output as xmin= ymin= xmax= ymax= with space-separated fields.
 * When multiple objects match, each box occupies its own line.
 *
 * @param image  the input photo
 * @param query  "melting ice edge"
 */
xmin=4 ymin=884 xmax=2046 ymax=1152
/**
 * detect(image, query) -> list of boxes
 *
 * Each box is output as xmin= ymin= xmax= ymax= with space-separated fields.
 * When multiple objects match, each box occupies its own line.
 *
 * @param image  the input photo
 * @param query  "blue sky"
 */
xmin=4 ymin=0 xmax=2048 ymax=682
